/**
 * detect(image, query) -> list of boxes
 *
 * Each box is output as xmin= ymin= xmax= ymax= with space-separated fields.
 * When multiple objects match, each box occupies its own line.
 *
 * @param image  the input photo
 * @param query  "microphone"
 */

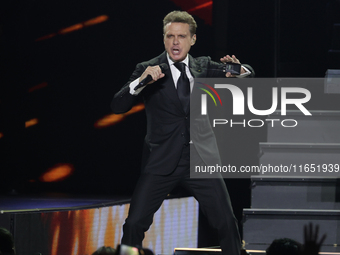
xmin=134 ymin=63 xmax=169 ymax=90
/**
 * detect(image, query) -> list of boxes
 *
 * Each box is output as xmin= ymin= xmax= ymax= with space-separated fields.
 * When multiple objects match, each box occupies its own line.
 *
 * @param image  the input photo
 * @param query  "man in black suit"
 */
xmin=111 ymin=11 xmax=254 ymax=255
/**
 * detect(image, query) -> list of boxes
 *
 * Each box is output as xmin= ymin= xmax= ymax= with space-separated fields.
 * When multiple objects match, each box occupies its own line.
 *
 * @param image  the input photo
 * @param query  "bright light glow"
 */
xmin=35 ymin=15 xmax=109 ymax=42
xmin=187 ymin=1 xmax=213 ymax=12
xmin=41 ymin=197 xmax=197 ymax=255
xmin=59 ymin=24 xmax=84 ymax=34
xmin=170 ymin=0 xmax=213 ymax=24
xmin=84 ymin=15 xmax=109 ymax=27
xmin=25 ymin=118 xmax=39 ymax=128
xmin=51 ymin=224 xmax=60 ymax=255
xmin=124 ymin=103 xmax=145 ymax=116
xmin=39 ymin=163 xmax=74 ymax=182
xmin=94 ymin=103 xmax=145 ymax=128
xmin=95 ymin=114 xmax=125 ymax=128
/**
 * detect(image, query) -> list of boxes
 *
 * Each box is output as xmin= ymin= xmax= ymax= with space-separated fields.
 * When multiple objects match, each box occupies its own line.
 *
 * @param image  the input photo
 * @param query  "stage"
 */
xmin=0 ymin=193 xmax=130 ymax=213
xmin=2 ymin=191 xmax=340 ymax=255
xmin=0 ymin=193 xmax=199 ymax=255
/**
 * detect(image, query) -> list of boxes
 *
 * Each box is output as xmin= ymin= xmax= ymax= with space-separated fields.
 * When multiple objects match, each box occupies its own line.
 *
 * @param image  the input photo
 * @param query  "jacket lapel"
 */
xmin=188 ymin=55 xmax=203 ymax=79
xmin=188 ymin=55 xmax=205 ymax=106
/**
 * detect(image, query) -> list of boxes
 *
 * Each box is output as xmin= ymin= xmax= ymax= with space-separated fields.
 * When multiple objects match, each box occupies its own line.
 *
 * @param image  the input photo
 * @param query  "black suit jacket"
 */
xmin=111 ymin=51 xmax=254 ymax=175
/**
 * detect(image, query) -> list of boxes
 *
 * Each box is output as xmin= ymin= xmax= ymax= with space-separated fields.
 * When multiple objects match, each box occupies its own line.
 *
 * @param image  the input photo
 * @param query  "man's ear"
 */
xmin=191 ymin=35 xmax=196 ymax=45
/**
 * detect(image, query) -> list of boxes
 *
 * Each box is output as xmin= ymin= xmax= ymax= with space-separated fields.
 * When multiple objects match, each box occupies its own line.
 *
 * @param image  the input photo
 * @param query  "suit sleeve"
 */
xmin=110 ymin=63 xmax=147 ymax=114
xmin=241 ymin=64 xmax=255 ymax=78
xmin=206 ymin=57 xmax=255 ymax=78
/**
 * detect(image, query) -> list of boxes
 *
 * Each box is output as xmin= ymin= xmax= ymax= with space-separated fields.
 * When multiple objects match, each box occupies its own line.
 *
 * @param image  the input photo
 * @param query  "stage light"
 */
xmin=0 ymin=132 xmax=3 ymax=139
xmin=124 ymin=103 xmax=145 ymax=116
xmin=94 ymin=103 xmax=145 ymax=128
xmin=94 ymin=114 xmax=125 ymax=128
xmin=39 ymin=163 xmax=74 ymax=182
xmin=59 ymin=23 xmax=84 ymax=35
xmin=187 ymin=1 xmax=212 ymax=12
xmin=83 ymin=15 xmax=109 ymax=27
xmin=35 ymin=15 xmax=109 ymax=42
xmin=51 ymin=225 xmax=60 ymax=255
xmin=170 ymin=0 xmax=212 ymax=25
xmin=25 ymin=118 xmax=39 ymax=128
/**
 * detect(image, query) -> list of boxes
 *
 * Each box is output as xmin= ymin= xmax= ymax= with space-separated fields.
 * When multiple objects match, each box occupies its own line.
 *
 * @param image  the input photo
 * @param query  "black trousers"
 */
xmin=121 ymin=144 xmax=241 ymax=255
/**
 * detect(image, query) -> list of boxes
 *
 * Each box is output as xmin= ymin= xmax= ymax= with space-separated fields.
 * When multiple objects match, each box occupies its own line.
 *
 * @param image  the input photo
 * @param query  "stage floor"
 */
xmin=0 ymin=193 xmax=131 ymax=213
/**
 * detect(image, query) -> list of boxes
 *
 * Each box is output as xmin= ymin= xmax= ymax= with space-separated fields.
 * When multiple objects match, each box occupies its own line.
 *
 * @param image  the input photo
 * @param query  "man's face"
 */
xmin=164 ymin=22 xmax=196 ymax=62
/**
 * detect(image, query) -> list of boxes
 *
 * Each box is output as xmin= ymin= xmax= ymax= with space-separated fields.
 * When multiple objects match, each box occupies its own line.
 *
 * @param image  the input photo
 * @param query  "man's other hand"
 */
xmin=302 ymin=222 xmax=326 ymax=255
xmin=220 ymin=54 xmax=246 ymax=77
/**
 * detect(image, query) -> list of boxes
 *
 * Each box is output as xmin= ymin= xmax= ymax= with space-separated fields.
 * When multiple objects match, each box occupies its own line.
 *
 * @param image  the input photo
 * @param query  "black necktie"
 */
xmin=174 ymin=62 xmax=190 ymax=112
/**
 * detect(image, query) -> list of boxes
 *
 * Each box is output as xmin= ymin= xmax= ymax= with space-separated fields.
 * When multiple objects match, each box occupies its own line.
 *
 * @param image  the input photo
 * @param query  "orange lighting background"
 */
xmin=0 ymin=0 xmax=216 ymax=196
xmin=40 ymin=197 xmax=198 ymax=255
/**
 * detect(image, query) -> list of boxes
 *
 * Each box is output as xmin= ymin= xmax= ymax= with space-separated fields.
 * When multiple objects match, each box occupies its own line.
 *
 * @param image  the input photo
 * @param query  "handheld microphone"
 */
xmin=134 ymin=63 xmax=169 ymax=90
